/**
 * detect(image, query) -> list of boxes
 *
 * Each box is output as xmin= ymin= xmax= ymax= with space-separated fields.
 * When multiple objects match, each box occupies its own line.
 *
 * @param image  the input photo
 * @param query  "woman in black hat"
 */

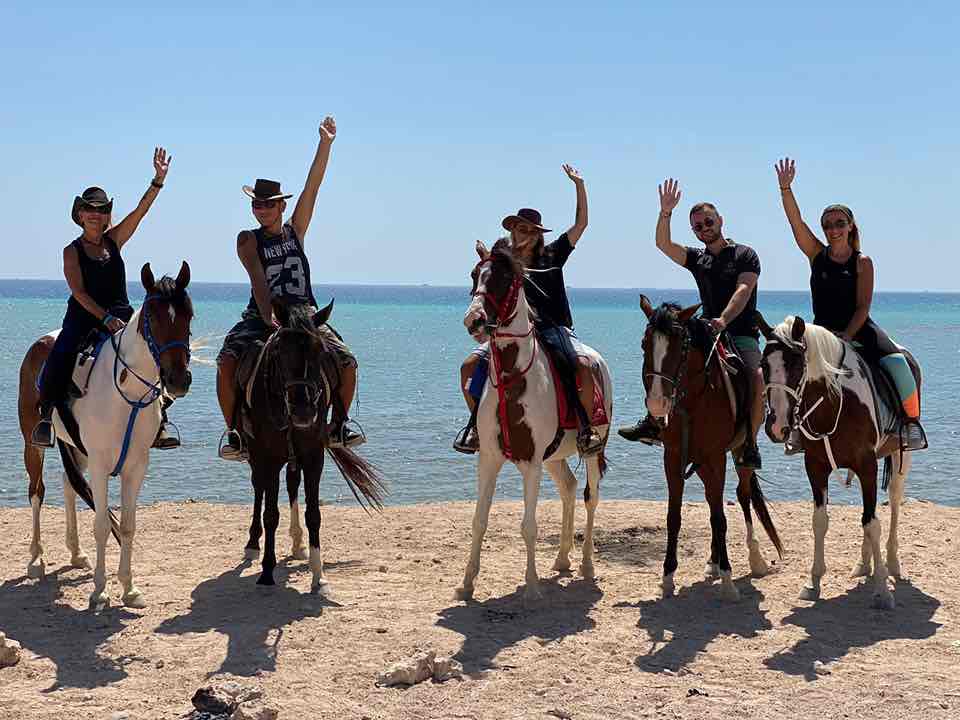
xmin=31 ymin=147 xmax=175 ymax=448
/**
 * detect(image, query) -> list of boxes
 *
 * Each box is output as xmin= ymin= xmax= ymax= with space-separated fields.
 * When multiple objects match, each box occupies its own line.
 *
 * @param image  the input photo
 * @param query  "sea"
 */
xmin=1 ymin=280 xmax=957 ymax=509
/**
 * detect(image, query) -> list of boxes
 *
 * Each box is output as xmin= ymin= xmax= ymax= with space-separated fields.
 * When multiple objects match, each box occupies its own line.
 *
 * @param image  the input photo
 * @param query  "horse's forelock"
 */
xmin=650 ymin=303 xmax=683 ymax=336
xmin=153 ymin=275 xmax=193 ymax=318
xmin=285 ymin=303 xmax=316 ymax=333
xmin=772 ymin=316 xmax=845 ymax=393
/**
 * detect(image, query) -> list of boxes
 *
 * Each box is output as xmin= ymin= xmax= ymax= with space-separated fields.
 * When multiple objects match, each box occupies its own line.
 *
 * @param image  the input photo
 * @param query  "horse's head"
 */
xmin=639 ymin=295 xmax=702 ymax=419
xmin=464 ymin=238 xmax=524 ymax=340
xmin=758 ymin=312 xmax=807 ymax=442
xmin=140 ymin=262 xmax=193 ymax=397
xmin=269 ymin=300 xmax=335 ymax=430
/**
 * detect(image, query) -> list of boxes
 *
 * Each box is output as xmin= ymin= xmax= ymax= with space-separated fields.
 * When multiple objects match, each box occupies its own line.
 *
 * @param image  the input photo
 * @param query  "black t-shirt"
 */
xmin=683 ymin=241 xmax=760 ymax=339
xmin=810 ymin=247 xmax=863 ymax=333
xmin=525 ymin=232 xmax=575 ymax=329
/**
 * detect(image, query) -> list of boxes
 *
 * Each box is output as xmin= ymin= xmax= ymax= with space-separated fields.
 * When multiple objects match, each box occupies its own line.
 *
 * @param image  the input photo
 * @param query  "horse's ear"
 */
xmin=140 ymin=263 xmax=155 ymax=292
xmin=475 ymin=239 xmax=489 ymax=260
xmin=791 ymin=316 xmax=806 ymax=343
xmin=678 ymin=303 xmax=702 ymax=323
xmin=175 ymin=261 xmax=190 ymax=290
xmin=639 ymin=294 xmax=654 ymax=319
xmin=755 ymin=311 xmax=776 ymax=340
xmin=312 ymin=298 xmax=335 ymax=327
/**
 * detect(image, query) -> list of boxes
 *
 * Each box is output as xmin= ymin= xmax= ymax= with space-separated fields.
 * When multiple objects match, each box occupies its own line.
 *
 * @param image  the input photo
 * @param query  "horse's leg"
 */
xmin=63 ymin=468 xmax=90 ymax=570
xmin=661 ymin=450 xmax=684 ymax=598
xmin=454 ymin=452 xmax=504 ymax=601
xmin=702 ymin=458 xmax=738 ymax=601
xmin=26 ymin=445 xmax=46 ymax=579
xmin=88 ymin=463 xmax=111 ymax=610
xmin=580 ymin=452 xmax=602 ymax=581
xmin=118 ymin=461 xmax=148 ymax=608
xmin=286 ymin=463 xmax=307 ymax=560
xmin=257 ymin=465 xmax=282 ymax=586
xmin=736 ymin=469 xmax=769 ymax=577
xmin=245 ymin=480 xmax=263 ymax=560
xmin=302 ymin=458 xmax=328 ymax=594
xmin=545 ymin=459 xmax=576 ymax=574
xmin=800 ymin=457 xmax=831 ymax=601
xmin=886 ymin=452 xmax=911 ymax=579
xmin=858 ymin=459 xmax=894 ymax=609
xmin=520 ymin=462 xmax=544 ymax=602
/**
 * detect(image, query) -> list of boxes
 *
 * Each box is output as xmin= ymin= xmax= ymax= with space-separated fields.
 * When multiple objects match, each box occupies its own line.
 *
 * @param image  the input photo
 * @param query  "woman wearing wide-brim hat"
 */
xmin=31 ymin=147 xmax=177 ymax=449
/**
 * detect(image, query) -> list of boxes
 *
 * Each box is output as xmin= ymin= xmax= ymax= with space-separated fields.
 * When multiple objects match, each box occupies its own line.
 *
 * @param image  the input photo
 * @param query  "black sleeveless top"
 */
xmin=64 ymin=234 xmax=130 ymax=332
xmin=810 ymin=247 xmax=866 ymax=332
xmin=245 ymin=222 xmax=317 ymax=317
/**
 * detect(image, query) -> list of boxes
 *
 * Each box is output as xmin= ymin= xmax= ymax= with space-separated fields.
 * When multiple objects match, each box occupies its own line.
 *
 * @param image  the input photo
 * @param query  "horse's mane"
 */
xmin=650 ymin=303 xmax=684 ymax=335
xmin=490 ymin=237 xmax=523 ymax=278
xmin=284 ymin=303 xmax=317 ymax=334
xmin=772 ymin=316 xmax=845 ymax=395
xmin=152 ymin=276 xmax=194 ymax=318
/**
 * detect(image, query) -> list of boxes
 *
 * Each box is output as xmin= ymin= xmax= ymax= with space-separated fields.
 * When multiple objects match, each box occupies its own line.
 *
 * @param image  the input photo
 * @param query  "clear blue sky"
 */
xmin=2 ymin=2 xmax=957 ymax=290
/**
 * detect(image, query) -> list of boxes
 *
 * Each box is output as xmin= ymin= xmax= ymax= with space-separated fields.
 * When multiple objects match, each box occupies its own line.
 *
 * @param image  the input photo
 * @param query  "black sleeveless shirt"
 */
xmin=810 ymin=247 xmax=865 ymax=332
xmin=64 ymin=234 xmax=130 ymax=331
xmin=245 ymin=222 xmax=318 ymax=316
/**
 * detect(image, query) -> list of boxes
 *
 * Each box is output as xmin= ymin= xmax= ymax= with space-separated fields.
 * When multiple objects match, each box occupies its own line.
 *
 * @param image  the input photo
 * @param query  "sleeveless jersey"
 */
xmin=810 ymin=247 xmax=863 ymax=332
xmin=64 ymin=234 xmax=130 ymax=332
xmin=245 ymin=222 xmax=317 ymax=316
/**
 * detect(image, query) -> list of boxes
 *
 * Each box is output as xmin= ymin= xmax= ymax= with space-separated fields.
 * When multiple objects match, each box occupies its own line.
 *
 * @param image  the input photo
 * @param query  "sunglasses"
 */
xmin=252 ymin=199 xmax=279 ymax=210
xmin=80 ymin=204 xmax=110 ymax=215
xmin=822 ymin=219 xmax=849 ymax=231
xmin=692 ymin=217 xmax=716 ymax=233
xmin=514 ymin=224 xmax=540 ymax=236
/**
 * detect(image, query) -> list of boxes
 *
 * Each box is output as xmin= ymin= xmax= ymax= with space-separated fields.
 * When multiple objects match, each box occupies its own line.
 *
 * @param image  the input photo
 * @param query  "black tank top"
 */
xmin=245 ymin=222 xmax=318 ymax=316
xmin=64 ymin=234 xmax=130 ymax=331
xmin=810 ymin=247 xmax=865 ymax=332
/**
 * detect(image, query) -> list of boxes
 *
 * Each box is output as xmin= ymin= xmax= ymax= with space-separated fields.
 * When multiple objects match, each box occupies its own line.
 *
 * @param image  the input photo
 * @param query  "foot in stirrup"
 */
xmin=784 ymin=428 xmax=804 ymax=455
xmin=577 ymin=426 xmax=604 ymax=457
xmin=901 ymin=419 xmax=928 ymax=451
xmin=737 ymin=440 xmax=762 ymax=470
xmin=218 ymin=428 xmax=248 ymax=461
xmin=617 ymin=415 xmax=662 ymax=446
xmin=152 ymin=422 xmax=180 ymax=450
xmin=30 ymin=419 xmax=55 ymax=448
xmin=328 ymin=419 xmax=366 ymax=449
xmin=453 ymin=425 xmax=479 ymax=454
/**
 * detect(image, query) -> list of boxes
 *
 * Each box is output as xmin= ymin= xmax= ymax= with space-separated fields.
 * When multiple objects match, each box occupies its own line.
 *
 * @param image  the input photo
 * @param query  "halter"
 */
xmin=263 ymin=328 xmax=334 ymax=428
xmin=141 ymin=293 xmax=191 ymax=368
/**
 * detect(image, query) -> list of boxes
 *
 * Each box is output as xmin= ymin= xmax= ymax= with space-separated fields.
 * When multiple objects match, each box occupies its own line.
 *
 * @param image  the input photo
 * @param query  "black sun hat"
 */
xmin=71 ymin=187 xmax=113 ymax=227
xmin=501 ymin=207 xmax=552 ymax=233
xmin=242 ymin=178 xmax=293 ymax=201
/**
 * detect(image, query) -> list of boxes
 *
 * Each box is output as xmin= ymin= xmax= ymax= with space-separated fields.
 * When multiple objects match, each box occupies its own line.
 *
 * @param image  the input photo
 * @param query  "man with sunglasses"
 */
xmin=216 ymin=117 xmax=364 ymax=461
xmin=619 ymin=178 xmax=764 ymax=471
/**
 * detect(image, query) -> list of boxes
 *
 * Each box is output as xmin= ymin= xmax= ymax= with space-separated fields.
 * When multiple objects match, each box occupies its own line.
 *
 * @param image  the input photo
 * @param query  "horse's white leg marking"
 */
xmin=886 ymin=452 xmax=911 ymax=579
xmin=63 ymin=474 xmax=90 ymax=569
xmin=309 ymin=544 xmax=328 ymax=594
xmin=801 ymin=502 xmax=829 ymax=601
xmin=866 ymin=516 xmax=895 ymax=609
xmin=852 ymin=525 xmax=873 ymax=578
xmin=89 ymin=465 xmax=111 ymax=610
xmin=454 ymin=451 xmax=504 ymax=601
xmin=27 ymin=494 xmax=45 ymax=579
xmin=289 ymin=500 xmax=308 ymax=560
xmin=745 ymin=520 xmax=769 ymax=577
xmin=546 ymin=460 xmax=576 ymax=573
xmin=119 ymin=462 xmax=147 ymax=609
xmin=581 ymin=454 xmax=602 ymax=581
xmin=520 ymin=462 xmax=544 ymax=602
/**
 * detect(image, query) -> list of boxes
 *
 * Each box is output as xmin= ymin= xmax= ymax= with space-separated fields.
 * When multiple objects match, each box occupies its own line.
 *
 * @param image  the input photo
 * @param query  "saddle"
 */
xmin=541 ymin=345 xmax=609 ymax=430
xmin=689 ymin=323 xmax=751 ymax=451
xmin=36 ymin=330 xmax=110 ymax=400
xmin=853 ymin=347 xmax=922 ymax=438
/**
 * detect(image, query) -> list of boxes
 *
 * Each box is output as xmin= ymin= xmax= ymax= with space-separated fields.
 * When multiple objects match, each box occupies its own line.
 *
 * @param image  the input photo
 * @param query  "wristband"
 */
xmin=151 ymin=179 xmax=164 ymax=189
xmin=103 ymin=313 xmax=115 ymax=325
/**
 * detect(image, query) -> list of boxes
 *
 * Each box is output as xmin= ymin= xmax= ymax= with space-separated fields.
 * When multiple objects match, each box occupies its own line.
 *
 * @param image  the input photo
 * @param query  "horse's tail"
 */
xmin=57 ymin=440 xmax=121 ymax=545
xmin=326 ymin=448 xmax=387 ymax=512
xmin=750 ymin=472 xmax=783 ymax=558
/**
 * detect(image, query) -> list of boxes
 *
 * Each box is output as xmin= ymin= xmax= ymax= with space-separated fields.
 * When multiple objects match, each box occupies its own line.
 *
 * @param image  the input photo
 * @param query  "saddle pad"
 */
xmin=856 ymin=353 xmax=900 ymax=437
xmin=544 ymin=351 xmax=609 ymax=430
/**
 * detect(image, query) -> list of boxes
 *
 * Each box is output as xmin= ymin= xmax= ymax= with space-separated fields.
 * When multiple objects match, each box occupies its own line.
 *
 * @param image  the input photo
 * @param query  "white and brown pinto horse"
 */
xmin=456 ymin=241 xmax=613 ymax=602
xmin=17 ymin=263 xmax=193 ymax=610
xmin=759 ymin=314 xmax=919 ymax=609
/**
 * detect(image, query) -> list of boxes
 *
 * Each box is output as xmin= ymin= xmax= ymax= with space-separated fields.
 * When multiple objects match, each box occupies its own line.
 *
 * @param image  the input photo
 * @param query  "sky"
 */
xmin=1 ymin=1 xmax=957 ymax=290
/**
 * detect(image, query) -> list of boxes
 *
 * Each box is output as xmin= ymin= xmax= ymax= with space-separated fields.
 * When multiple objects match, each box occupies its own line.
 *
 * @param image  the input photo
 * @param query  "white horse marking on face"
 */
xmin=766 ymin=349 xmax=790 ymax=438
xmin=168 ymin=304 xmax=176 ymax=323
xmin=647 ymin=331 xmax=670 ymax=416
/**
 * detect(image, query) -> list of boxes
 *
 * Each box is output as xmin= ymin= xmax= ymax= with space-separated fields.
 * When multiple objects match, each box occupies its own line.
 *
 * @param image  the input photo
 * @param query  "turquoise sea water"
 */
xmin=1 ymin=280 xmax=957 ymax=509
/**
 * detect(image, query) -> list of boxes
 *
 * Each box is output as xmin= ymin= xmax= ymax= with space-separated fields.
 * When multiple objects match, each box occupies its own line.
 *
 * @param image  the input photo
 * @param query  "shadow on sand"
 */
xmin=154 ymin=557 xmax=356 ymax=677
xmin=764 ymin=579 xmax=941 ymax=680
xmin=435 ymin=575 xmax=602 ymax=675
xmin=0 ymin=568 xmax=141 ymax=692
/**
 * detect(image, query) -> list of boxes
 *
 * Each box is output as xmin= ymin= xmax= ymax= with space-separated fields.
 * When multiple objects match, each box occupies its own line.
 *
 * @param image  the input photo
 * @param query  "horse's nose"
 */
xmin=647 ymin=395 xmax=670 ymax=418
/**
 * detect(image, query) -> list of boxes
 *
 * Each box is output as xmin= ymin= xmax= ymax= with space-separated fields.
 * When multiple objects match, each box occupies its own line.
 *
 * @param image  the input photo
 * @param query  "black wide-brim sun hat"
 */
xmin=242 ymin=178 xmax=293 ymax=201
xmin=71 ymin=187 xmax=113 ymax=227
xmin=501 ymin=207 xmax=552 ymax=233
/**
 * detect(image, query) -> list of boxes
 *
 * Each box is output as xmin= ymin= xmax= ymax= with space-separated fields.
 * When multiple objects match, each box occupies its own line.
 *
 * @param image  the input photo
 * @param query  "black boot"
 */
xmin=328 ymin=418 xmax=366 ymax=449
xmin=576 ymin=426 xmax=604 ymax=456
xmin=152 ymin=405 xmax=180 ymax=449
xmin=30 ymin=404 xmax=55 ymax=448
xmin=453 ymin=425 xmax=479 ymax=454
xmin=617 ymin=415 xmax=663 ymax=446
xmin=901 ymin=419 xmax=928 ymax=451
xmin=737 ymin=438 xmax=763 ymax=470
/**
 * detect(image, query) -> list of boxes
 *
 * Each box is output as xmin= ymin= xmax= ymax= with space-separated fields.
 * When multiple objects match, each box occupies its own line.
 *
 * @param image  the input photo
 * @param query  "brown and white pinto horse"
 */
xmin=638 ymin=297 xmax=782 ymax=600
xmin=456 ymin=240 xmax=613 ymax=602
xmin=17 ymin=263 xmax=193 ymax=610
xmin=759 ymin=314 xmax=920 ymax=609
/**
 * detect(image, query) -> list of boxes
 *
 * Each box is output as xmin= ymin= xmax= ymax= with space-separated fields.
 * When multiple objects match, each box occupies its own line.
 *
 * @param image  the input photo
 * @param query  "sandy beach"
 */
xmin=1 ymin=496 xmax=958 ymax=719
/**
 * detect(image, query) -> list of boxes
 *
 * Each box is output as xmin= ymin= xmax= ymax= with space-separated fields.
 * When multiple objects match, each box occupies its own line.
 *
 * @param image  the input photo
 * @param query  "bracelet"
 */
xmin=779 ymin=186 xmax=791 ymax=191
xmin=150 ymin=179 xmax=164 ymax=189
xmin=660 ymin=211 xmax=672 ymax=218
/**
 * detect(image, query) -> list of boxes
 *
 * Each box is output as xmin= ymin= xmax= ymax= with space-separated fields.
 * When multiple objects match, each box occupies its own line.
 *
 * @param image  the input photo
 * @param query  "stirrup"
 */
xmin=577 ymin=428 xmax=604 ymax=457
xmin=328 ymin=418 xmax=366 ymax=449
xmin=30 ymin=420 xmax=55 ymax=449
xmin=900 ymin=420 xmax=928 ymax=452
xmin=152 ymin=420 xmax=181 ymax=450
xmin=453 ymin=424 xmax=479 ymax=455
xmin=218 ymin=428 xmax=248 ymax=461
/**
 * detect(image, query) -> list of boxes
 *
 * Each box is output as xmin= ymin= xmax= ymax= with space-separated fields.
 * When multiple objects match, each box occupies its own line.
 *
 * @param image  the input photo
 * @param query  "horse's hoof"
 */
xmin=887 ymin=561 xmax=902 ymax=579
xmin=27 ymin=560 xmax=45 ymax=580
xmin=523 ymin=586 xmax=544 ymax=606
xmin=453 ymin=586 xmax=474 ymax=602
xmin=873 ymin=591 xmax=896 ymax=610
xmin=851 ymin=561 xmax=871 ymax=578
xmin=122 ymin=589 xmax=147 ymax=609
xmin=719 ymin=583 xmax=741 ymax=602
xmin=660 ymin=573 xmax=676 ymax=598
xmin=291 ymin=547 xmax=309 ymax=561
xmin=799 ymin=586 xmax=820 ymax=601
xmin=552 ymin=557 xmax=572 ymax=573
xmin=256 ymin=574 xmax=275 ymax=587
xmin=71 ymin=554 xmax=91 ymax=570
xmin=579 ymin=561 xmax=596 ymax=580
xmin=310 ymin=579 xmax=331 ymax=597
xmin=749 ymin=555 xmax=770 ymax=578
xmin=244 ymin=547 xmax=261 ymax=560
xmin=89 ymin=592 xmax=110 ymax=612
xmin=704 ymin=563 xmax=720 ymax=580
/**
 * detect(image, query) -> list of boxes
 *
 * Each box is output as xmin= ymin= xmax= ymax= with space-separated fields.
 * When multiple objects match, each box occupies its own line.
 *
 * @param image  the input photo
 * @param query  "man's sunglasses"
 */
xmin=692 ymin=217 xmax=716 ymax=233
xmin=252 ymin=199 xmax=279 ymax=210
xmin=822 ymin=219 xmax=849 ymax=231
xmin=79 ymin=204 xmax=110 ymax=215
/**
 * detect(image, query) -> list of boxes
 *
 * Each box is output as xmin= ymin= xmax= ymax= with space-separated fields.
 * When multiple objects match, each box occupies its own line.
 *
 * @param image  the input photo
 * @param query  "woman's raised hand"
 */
xmin=153 ymin=147 xmax=172 ymax=184
xmin=775 ymin=157 xmax=795 ymax=190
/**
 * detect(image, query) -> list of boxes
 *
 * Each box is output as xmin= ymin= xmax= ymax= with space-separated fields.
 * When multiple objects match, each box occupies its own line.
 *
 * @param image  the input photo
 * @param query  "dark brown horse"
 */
xmin=638 ymin=296 xmax=782 ymax=600
xmin=240 ymin=301 xmax=386 ymax=591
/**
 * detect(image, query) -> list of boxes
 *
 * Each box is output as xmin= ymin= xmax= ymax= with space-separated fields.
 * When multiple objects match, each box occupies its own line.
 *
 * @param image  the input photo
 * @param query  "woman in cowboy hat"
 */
xmin=31 ymin=147 xmax=176 ymax=448
xmin=216 ymin=116 xmax=364 ymax=460
xmin=454 ymin=163 xmax=604 ymax=457
xmin=775 ymin=157 xmax=927 ymax=451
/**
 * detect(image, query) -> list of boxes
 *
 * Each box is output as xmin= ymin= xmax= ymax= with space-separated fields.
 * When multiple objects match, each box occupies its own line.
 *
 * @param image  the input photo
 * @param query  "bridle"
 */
xmin=264 ymin=328 xmax=333 ymax=428
xmin=644 ymin=322 xmax=693 ymax=410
